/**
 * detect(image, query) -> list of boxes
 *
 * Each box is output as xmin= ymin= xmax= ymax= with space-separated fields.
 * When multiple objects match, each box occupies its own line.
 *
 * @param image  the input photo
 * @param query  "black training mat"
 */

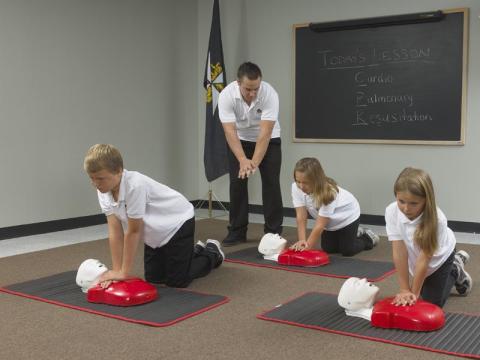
xmin=258 ymin=292 xmax=480 ymax=359
xmin=225 ymin=247 xmax=395 ymax=282
xmin=0 ymin=271 xmax=229 ymax=327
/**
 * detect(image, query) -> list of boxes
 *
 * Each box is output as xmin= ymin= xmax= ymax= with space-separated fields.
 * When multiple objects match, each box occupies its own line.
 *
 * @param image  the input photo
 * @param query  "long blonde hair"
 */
xmin=394 ymin=167 xmax=438 ymax=256
xmin=294 ymin=158 xmax=338 ymax=207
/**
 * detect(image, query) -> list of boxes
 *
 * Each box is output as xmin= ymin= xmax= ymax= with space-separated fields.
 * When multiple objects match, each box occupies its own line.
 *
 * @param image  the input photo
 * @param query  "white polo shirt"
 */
xmin=218 ymin=80 xmax=281 ymax=142
xmin=97 ymin=169 xmax=194 ymax=249
xmin=385 ymin=201 xmax=455 ymax=277
xmin=291 ymin=182 xmax=360 ymax=231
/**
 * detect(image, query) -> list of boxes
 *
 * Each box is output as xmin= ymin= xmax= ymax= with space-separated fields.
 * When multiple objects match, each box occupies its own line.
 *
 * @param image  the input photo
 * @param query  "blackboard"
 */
xmin=294 ymin=8 xmax=468 ymax=145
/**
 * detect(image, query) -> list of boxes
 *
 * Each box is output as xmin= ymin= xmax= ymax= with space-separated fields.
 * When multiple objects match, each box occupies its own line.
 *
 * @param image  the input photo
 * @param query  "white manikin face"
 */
xmin=338 ymin=277 xmax=379 ymax=311
xmin=258 ymin=233 xmax=287 ymax=256
xmin=76 ymin=259 xmax=108 ymax=293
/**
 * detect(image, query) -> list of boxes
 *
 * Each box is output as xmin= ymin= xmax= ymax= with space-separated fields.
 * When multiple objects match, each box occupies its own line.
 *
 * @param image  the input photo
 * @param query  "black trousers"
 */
xmin=143 ymin=217 xmax=216 ymax=288
xmin=420 ymin=251 xmax=456 ymax=307
xmin=226 ymin=138 xmax=283 ymax=238
xmin=320 ymin=218 xmax=368 ymax=257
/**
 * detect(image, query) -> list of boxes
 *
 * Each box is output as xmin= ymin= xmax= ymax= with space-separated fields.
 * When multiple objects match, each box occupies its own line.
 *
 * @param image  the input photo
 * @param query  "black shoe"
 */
xmin=205 ymin=239 xmax=225 ymax=268
xmin=222 ymin=236 xmax=246 ymax=247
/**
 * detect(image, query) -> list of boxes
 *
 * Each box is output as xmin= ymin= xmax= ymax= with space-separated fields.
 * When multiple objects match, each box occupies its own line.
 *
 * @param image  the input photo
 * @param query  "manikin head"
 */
xmin=338 ymin=277 xmax=379 ymax=311
xmin=258 ymin=233 xmax=287 ymax=256
xmin=76 ymin=259 xmax=108 ymax=293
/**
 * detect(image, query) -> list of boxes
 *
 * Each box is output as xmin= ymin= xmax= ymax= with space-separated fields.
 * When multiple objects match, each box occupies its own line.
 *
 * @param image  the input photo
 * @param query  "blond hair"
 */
xmin=394 ymin=167 xmax=438 ymax=256
xmin=84 ymin=144 xmax=123 ymax=174
xmin=294 ymin=158 xmax=338 ymax=207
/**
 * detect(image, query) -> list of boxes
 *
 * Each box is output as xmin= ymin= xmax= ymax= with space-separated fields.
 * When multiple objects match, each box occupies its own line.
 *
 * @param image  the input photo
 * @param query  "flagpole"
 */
xmin=195 ymin=182 xmax=228 ymax=219
xmin=199 ymin=0 xmax=229 ymax=219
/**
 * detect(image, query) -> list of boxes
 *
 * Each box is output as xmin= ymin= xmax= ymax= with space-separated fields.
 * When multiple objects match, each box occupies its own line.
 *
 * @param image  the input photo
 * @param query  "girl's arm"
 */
xmin=295 ymin=206 xmax=308 ymax=241
xmin=291 ymin=215 xmax=329 ymax=251
xmin=306 ymin=216 xmax=329 ymax=249
xmin=290 ymin=206 xmax=308 ymax=250
xmin=391 ymin=240 xmax=416 ymax=305
xmin=410 ymin=251 xmax=431 ymax=298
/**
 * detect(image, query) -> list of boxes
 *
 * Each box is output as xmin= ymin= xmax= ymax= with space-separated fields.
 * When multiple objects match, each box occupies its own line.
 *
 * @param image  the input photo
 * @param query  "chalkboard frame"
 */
xmin=293 ymin=8 xmax=469 ymax=145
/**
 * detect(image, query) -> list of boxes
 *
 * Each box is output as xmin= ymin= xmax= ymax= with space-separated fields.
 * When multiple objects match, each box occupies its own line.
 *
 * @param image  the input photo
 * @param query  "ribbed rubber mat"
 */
xmin=258 ymin=292 xmax=480 ymax=358
xmin=1 ymin=271 xmax=229 ymax=327
xmin=226 ymin=246 xmax=395 ymax=281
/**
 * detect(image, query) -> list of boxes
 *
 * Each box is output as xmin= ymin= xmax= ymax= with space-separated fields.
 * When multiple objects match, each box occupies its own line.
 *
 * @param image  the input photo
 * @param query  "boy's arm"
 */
xmin=106 ymin=215 xmax=124 ymax=271
xmin=100 ymin=217 xmax=142 ymax=283
xmin=120 ymin=217 xmax=143 ymax=277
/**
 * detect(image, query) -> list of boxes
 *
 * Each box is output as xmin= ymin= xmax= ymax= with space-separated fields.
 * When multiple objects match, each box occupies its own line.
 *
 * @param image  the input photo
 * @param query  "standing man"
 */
xmin=218 ymin=62 xmax=283 ymax=246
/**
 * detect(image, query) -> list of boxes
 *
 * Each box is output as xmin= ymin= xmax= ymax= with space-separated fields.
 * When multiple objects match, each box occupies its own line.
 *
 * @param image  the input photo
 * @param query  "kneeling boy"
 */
xmin=84 ymin=144 xmax=223 ymax=288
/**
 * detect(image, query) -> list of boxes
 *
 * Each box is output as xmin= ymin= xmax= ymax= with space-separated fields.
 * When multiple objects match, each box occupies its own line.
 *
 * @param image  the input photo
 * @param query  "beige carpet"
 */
xmin=1 ymin=218 xmax=478 ymax=360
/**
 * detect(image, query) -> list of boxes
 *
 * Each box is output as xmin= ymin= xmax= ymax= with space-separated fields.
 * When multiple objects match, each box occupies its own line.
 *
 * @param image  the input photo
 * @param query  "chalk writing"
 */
xmin=354 ymin=109 xmax=433 ymax=126
xmin=354 ymin=71 xmax=394 ymax=85
xmin=317 ymin=47 xmax=433 ymax=70
xmin=356 ymin=92 xmax=414 ymax=107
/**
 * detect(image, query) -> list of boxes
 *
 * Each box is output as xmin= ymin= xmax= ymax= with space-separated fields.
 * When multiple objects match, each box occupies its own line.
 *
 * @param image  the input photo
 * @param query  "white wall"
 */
xmin=1 ymin=0 xmax=478 ymax=228
xmin=0 ymin=0 xmax=198 ymax=227
xmin=197 ymin=0 xmax=480 ymax=223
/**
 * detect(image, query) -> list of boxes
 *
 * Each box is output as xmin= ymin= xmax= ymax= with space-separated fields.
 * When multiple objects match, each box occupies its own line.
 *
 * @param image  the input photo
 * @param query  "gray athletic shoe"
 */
xmin=456 ymin=250 xmax=470 ymax=265
xmin=456 ymin=271 xmax=473 ymax=296
xmin=364 ymin=229 xmax=380 ymax=247
xmin=194 ymin=240 xmax=206 ymax=256
xmin=357 ymin=226 xmax=365 ymax=238
xmin=452 ymin=253 xmax=473 ymax=296
xmin=206 ymin=239 xmax=225 ymax=268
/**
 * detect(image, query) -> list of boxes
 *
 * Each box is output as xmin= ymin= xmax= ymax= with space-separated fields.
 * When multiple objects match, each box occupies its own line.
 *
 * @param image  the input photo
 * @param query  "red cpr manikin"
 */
xmin=87 ymin=278 xmax=158 ymax=306
xmin=278 ymin=249 xmax=330 ymax=267
xmin=338 ymin=277 xmax=445 ymax=332
xmin=371 ymin=297 xmax=445 ymax=331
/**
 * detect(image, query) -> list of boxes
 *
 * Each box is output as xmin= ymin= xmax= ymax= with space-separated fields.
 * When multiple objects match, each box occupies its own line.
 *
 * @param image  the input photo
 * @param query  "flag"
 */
xmin=203 ymin=0 xmax=228 ymax=182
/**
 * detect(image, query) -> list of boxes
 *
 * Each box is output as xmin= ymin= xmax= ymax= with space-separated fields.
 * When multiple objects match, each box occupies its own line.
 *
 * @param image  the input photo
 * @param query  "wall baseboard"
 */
xmin=192 ymin=200 xmax=480 ymax=234
xmin=1 ymin=200 xmax=478 ymax=241
xmin=0 ymin=214 xmax=107 ymax=241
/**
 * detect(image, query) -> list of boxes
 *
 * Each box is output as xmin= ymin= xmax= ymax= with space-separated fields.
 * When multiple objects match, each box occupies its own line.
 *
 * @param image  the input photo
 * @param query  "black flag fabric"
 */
xmin=203 ymin=0 xmax=228 ymax=182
